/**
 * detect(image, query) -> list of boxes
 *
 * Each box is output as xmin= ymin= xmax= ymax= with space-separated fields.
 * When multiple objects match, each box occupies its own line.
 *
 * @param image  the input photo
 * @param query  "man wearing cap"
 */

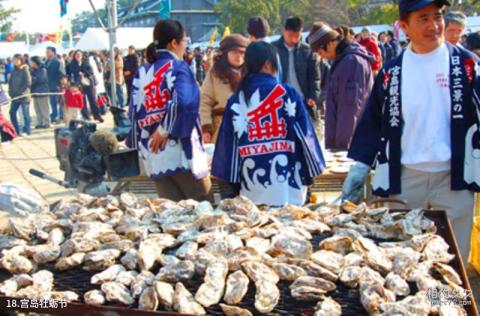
xmin=343 ymin=0 xmax=480 ymax=261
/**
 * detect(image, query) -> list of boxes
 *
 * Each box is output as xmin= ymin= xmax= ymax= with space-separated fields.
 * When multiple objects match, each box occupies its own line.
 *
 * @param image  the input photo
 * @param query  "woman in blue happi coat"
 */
xmin=128 ymin=19 xmax=211 ymax=202
xmin=212 ymin=41 xmax=325 ymax=206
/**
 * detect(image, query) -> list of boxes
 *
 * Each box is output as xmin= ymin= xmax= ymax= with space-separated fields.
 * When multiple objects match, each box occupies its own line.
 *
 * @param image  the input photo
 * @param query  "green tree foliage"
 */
xmin=0 ymin=4 xmax=19 ymax=33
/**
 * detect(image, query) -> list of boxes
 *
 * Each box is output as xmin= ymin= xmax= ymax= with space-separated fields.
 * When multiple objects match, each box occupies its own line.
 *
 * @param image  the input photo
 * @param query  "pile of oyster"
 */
xmin=0 ymin=193 xmax=470 ymax=316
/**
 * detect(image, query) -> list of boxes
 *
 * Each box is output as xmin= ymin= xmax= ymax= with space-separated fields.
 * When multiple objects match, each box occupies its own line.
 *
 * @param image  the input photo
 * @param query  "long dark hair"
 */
xmin=212 ymin=53 xmax=241 ymax=91
xmin=238 ymin=41 xmax=278 ymax=95
xmin=146 ymin=19 xmax=185 ymax=64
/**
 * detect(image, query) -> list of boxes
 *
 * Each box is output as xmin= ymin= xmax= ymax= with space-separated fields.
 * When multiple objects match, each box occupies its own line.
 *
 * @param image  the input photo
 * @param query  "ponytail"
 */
xmin=146 ymin=42 xmax=157 ymax=64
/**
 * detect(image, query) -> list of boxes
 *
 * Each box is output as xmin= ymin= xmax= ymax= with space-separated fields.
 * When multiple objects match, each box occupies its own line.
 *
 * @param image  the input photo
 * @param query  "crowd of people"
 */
xmin=0 ymin=0 xmax=479 ymax=262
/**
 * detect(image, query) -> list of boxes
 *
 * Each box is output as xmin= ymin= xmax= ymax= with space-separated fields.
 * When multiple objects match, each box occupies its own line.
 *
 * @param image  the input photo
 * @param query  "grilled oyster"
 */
xmin=254 ymin=280 xmax=279 ymax=313
xmin=156 ymin=260 xmax=195 ymax=283
xmin=0 ymin=278 xmax=18 ymax=296
xmin=120 ymin=249 xmax=138 ymax=270
xmin=0 ymin=235 xmax=27 ymax=251
xmin=8 ymin=217 xmax=35 ymax=240
xmin=101 ymin=281 xmax=134 ymax=305
xmin=47 ymin=228 xmax=65 ymax=245
xmin=433 ymin=262 xmax=463 ymax=285
xmin=311 ymin=249 xmax=345 ymax=274
xmin=31 ymin=270 xmax=54 ymax=291
xmin=339 ymin=265 xmax=362 ymax=288
xmin=343 ymin=252 xmax=364 ymax=266
xmin=139 ymin=286 xmax=159 ymax=311
xmin=0 ymin=252 xmax=33 ymax=274
xmin=115 ymin=270 xmax=138 ymax=287
xmin=241 ymin=260 xmax=279 ymax=284
xmin=83 ymin=249 xmax=121 ymax=271
xmin=360 ymin=284 xmax=396 ymax=315
xmin=268 ymin=262 xmax=307 ymax=281
xmin=246 ymin=237 xmax=270 ymax=254
xmin=291 ymin=276 xmax=336 ymax=293
xmin=173 ymin=282 xmax=206 ymax=315
xmin=32 ymin=245 xmax=61 ymax=264
xmin=219 ymin=304 xmax=253 ymax=316
xmin=91 ymin=264 xmax=126 ymax=285
xmin=314 ymin=297 xmax=342 ymax=316
xmin=195 ymin=259 xmax=228 ymax=307
xmin=175 ymin=241 xmax=198 ymax=260
xmin=319 ymin=235 xmax=352 ymax=255
xmin=154 ymin=281 xmax=174 ymax=310
xmin=227 ymin=247 xmax=261 ymax=271
xmin=439 ymin=305 xmax=468 ymax=316
xmin=422 ymin=235 xmax=454 ymax=263
xmin=50 ymin=291 xmax=79 ymax=302
xmin=385 ymin=272 xmax=410 ymax=297
xmin=224 ymin=270 xmax=250 ymax=305
xmin=137 ymin=238 xmax=161 ymax=271
xmin=293 ymin=218 xmax=331 ymax=233
xmin=61 ymin=237 xmax=100 ymax=257
xmin=55 ymin=252 xmax=85 ymax=271
xmin=84 ymin=289 xmax=105 ymax=305
xmin=131 ymin=271 xmax=155 ymax=298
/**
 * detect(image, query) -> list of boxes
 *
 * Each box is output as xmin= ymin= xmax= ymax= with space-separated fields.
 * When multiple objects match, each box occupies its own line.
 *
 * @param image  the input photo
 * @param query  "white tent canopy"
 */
xmin=75 ymin=27 xmax=153 ymax=51
xmin=0 ymin=42 xmax=28 ymax=58
xmin=28 ymin=41 xmax=66 ymax=57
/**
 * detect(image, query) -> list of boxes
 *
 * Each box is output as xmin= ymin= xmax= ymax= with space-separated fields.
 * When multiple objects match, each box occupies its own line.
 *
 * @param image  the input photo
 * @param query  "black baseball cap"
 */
xmin=399 ymin=0 xmax=450 ymax=16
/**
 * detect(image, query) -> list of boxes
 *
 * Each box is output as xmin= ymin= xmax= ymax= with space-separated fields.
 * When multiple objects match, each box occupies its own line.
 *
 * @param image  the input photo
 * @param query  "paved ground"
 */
xmin=0 ymin=105 xmax=479 ymax=311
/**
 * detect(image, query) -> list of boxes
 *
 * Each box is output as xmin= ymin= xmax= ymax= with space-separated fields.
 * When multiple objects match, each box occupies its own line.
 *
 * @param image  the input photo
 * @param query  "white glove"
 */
xmin=342 ymin=162 xmax=370 ymax=204
xmin=0 ymin=183 xmax=45 ymax=216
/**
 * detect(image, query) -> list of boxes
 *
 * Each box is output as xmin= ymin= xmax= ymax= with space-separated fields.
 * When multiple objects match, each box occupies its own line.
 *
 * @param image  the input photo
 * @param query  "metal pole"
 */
xmin=108 ymin=0 xmax=118 ymax=108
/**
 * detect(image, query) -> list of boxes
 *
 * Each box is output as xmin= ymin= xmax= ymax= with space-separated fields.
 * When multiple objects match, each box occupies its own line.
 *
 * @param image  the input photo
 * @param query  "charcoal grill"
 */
xmin=0 ymin=210 xmax=477 ymax=316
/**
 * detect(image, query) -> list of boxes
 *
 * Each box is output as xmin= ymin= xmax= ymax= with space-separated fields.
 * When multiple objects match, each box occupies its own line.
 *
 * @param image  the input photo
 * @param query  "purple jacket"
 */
xmin=325 ymin=41 xmax=374 ymax=150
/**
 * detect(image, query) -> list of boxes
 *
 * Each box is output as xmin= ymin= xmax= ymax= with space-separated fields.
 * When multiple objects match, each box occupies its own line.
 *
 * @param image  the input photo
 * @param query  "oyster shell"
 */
xmin=175 ymin=241 xmax=198 ymax=260
xmin=0 ymin=279 xmax=18 ymax=296
xmin=47 ymin=228 xmax=65 ymax=245
xmin=173 ymin=282 xmax=206 ymax=315
xmin=339 ymin=265 xmax=362 ymax=288
xmin=0 ymin=252 xmax=33 ymax=274
xmin=422 ymin=235 xmax=454 ymax=263
xmin=433 ymin=262 xmax=463 ymax=285
xmin=32 ymin=245 xmax=61 ymax=264
xmin=115 ymin=270 xmax=138 ymax=287
xmin=311 ymin=249 xmax=345 ymax=274
xmin=290 ymin=276 xmax=336 ymax=293
xmin=91 ymin=264 xmax=126 ymax=285
xmin=254 ymin=280 xmax=279 ymax=313
xmin=139 ymin=286 xmax=159 ymax=311
xmin=55 ymin=252 xmax=85 ymax=271
xmin=195 ymin=259 xmax=228 ymax=307
xmin=223 ymin=270 xmax=250 ymax=305
xmin=84 ymin=289 xmax=105 ymax=305
xmin=268 ymin=262 xmax=307 ymax=281
xmin=50 ymin=291 xmax=79 ymax=302
xmin=101 ymin=281 xmax=134 ymax=305
xmin=156 ymin=260 xmax=195 ymax=283
xmin=246 ymin=237 xmax=270 ymax=254
xmin=385 ymin=272 xmax=410 ymax=297
xmin=131 ymin=271 xmax=155 ymax=298
xmin=120 ymin=249 xmax=138 ymax=270
xmin=319 ymin=235 xmax=352 ymax=255
xmin=314 ymin=297 xmax=342 ymax=316
xmin=8 ymin=217 xmax=35 ymax=240
xmin=154 ymin=281 xmax=174 ymax=310
xmin=241 ymin=260 xmax=279 ymax=284
xmin=83 ymin=249 xmax=121 ymax=271
xmin=219 ymin=303 xmax=253 ymax=316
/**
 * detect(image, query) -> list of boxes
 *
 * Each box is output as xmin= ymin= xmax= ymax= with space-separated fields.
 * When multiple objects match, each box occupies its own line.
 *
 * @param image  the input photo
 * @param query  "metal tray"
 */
xmin=0 ymin=210 xmax=477 ymax=316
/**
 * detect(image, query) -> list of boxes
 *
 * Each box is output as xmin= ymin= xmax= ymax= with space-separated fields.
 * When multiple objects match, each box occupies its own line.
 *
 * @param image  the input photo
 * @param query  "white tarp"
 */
xmin=28 ymin=41 xmax=67 ymax=57
xmin=75 ymin=27 xmax=153 ymax=51
xmin=0 ymin=42 xmax=28 ymax=58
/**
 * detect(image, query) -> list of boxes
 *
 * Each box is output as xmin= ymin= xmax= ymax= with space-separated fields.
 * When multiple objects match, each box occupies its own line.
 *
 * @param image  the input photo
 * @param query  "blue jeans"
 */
xmin=49 ymin=94 xmax=59 ymax=121
xmin=10 ymin=100 xmax=31 ymax=135
xmin=116 ymin=83 xmax=125 ymax=107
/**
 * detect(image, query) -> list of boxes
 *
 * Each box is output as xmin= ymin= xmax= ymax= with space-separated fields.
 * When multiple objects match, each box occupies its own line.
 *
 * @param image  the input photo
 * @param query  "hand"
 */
xmin=0 ymin=183 xmax=45 ymax=216
xmin=306 ymin=98 xmax=316 ymax=107
xmin=124 ymin=70 xmax=131 ymax=77
xmin=203 ymin=131 xmax=212 ymax=144
xmin=342 ymin=162 xmax=370 ymax=204
xmin=149 ymin=131 xmax=168 ymax=153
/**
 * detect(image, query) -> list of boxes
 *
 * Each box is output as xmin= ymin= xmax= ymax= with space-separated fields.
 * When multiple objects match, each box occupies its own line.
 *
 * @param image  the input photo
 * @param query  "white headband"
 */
xmin=307 ymin=24 xmax=334 ymax=45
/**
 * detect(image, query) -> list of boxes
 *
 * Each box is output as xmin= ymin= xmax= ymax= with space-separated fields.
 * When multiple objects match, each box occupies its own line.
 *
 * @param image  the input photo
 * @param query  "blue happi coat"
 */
xmin=349 ymin=43 xmax=480 ymax=196
xmin=128 ymin=50 xmax=208 ymax=179
xmin=212 ymin=73 xmax=325 ymax=206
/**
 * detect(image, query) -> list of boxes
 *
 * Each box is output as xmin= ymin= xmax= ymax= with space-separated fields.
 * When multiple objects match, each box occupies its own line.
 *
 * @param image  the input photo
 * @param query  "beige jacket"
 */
xmin=115 ymin=55 xmax=124 ymax=85
xmin=200 ymin=69 xmax=234 ymax=141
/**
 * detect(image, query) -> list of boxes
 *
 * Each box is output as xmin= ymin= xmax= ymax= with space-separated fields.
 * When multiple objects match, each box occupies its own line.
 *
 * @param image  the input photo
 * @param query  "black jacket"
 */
xmin=67 ymin=60 xmax=96 ymax=87
xmin=31 ymin=67 xmax=49 ymax=94
xmin=123 ymin=54 xmax=139 ymax=83
xmin=272 ymin=37 xmax=321 ymax=102
xmin=45 ymin=57 xmax=65 ymax=91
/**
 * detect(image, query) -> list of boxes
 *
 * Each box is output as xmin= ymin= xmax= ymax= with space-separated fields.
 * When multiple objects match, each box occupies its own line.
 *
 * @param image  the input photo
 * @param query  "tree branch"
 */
xmin=88 ymin=0 xmax=107 ymax=30
xmin=117 ymin=0 xmax=142 ymax=28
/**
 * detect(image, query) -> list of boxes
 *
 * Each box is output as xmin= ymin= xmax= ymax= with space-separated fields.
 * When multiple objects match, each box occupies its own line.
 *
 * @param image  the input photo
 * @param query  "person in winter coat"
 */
xmin=358 ymin=27 xmax=383 ymax=74
xmin=124 ymin=45 xmax=139 ymax=106
xmin=128 ymin=19 xmax=212 ymax=202
xmin=212 ymin=41 xmax=325 ymax=206
xmin=307 ymin=22 xmax=374 ymax=150
xmin=45 ymin=46 xmax=65 ymax=123
xmin=67 ymin=50 xmax=102 ymax=122
xmin=8 ymin=54 xmax=32 ymax=136
xmin=30 ymin=56 xmax=50 ymax=128
xmin=64 ymin=82 xmax=84 ymax=126
xmin=200 ymin=34 xmax=249 ymax=143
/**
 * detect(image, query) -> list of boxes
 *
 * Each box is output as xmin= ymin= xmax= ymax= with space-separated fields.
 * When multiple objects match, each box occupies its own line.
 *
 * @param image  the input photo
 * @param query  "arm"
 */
xmin=199 ymin=69 xmax=216 ymax=133
xmin=307 ymin=51 xmax=321 ymax=101
xmin=21 ymin=67 xmax=32 ymax=95
xmin=211 ymin=96 xmax=240 ymax=183
xmin=162 ymin=63 xmax=200 ymax=139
